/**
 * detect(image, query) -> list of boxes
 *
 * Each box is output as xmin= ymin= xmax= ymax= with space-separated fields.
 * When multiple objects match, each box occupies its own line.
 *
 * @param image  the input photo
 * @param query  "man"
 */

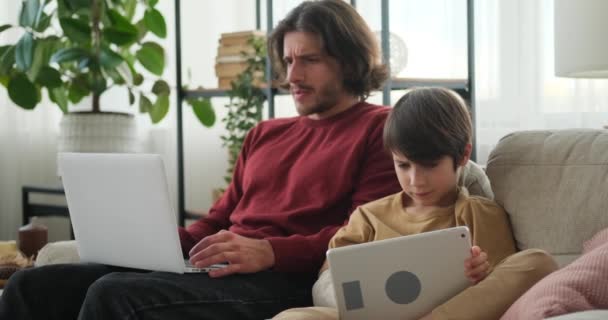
xmin=0 ymin=1 xmax=400 ymax=319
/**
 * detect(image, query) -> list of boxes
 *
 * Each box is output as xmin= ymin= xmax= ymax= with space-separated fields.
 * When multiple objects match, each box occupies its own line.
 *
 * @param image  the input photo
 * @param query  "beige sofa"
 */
xmin=486 ymin=129 xmax=608 ymax=319
xmin=29 ymin=129 xmax=608 ymax=318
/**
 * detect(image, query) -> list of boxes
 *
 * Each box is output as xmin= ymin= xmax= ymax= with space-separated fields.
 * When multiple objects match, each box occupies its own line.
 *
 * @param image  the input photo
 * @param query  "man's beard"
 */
xmin=295 ymin=82 xmax=341 ymax=116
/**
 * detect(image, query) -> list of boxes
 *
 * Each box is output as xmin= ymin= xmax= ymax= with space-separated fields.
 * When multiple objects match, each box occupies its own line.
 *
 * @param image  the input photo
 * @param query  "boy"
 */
xmin=274 ymin=87 xmax=557 ymax=320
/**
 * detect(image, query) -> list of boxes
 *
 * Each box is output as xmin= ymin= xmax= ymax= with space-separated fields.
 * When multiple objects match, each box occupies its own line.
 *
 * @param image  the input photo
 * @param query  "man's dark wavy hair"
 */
xmin=268 ymin=0 xmax=387 ymax=100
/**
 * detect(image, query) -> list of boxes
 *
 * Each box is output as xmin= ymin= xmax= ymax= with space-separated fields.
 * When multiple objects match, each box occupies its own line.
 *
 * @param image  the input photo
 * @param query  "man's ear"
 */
xmin=459 ymin=143 xmax=472 ymax=167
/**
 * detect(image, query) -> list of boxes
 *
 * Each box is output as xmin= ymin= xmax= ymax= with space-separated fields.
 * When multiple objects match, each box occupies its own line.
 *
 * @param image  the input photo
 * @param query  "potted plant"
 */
xmin=211 ymin=35 xmax=265 ymax=199
xmin=0 ymin=0 xmax=171 ymax=153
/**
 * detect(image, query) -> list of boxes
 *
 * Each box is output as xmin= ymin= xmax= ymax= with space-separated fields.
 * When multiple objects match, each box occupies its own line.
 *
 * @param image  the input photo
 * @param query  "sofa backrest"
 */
xmin=486 ymin=129 xmax=608 ymax=267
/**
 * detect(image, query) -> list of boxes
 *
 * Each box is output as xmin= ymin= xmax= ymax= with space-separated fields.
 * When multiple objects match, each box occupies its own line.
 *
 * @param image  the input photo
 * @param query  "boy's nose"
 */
xmin=409 ymin=168 xmax=426 ymax=186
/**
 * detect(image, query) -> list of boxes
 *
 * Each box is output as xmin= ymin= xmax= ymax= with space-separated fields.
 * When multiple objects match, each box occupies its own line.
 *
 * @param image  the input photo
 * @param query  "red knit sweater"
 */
xmin=180 ymin=102 xmax=401 ymax=273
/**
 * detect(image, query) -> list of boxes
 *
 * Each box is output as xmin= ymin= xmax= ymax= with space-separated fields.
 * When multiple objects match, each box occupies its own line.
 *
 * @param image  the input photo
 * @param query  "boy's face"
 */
xmin=392 ymin=152 xmax=464 ymax=208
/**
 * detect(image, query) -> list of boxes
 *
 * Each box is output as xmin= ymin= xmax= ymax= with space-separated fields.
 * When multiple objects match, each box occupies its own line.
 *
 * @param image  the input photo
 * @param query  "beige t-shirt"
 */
xmin=320 ymin=188 xmax=516 ymax=272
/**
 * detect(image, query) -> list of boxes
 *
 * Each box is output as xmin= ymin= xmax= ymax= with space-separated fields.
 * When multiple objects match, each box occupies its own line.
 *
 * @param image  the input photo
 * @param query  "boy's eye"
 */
xmin=396 ymin=162 xmax=409 ymax=169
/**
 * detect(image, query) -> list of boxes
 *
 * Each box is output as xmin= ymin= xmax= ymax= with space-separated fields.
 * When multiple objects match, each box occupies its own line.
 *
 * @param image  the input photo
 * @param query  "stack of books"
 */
xmin=215 ymin=30 xmax=265 ymax=89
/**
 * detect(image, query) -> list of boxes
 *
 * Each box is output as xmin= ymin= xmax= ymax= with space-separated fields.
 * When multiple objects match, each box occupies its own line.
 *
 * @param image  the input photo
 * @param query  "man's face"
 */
xmin=392 ymin=152 xmax=461 ymax=209
xmin=283 ymin=31 xmax=347 ymax=118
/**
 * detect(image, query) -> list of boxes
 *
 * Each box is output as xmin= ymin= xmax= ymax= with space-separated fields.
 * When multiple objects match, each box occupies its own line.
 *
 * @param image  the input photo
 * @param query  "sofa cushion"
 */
xmin=459 ymin=160 xmax=494 ymax=199
xmin=35 ymin=240 xmax=80 ymax=266
xmin=500 ymin=229 xmax=608 ymax=320
xmin=486 ymin=129 xmax=608 ymax=260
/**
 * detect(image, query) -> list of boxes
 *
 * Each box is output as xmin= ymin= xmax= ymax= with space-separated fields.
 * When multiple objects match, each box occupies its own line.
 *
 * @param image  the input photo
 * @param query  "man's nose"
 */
xmin=287 ymin=61 xmax=304 ymax=83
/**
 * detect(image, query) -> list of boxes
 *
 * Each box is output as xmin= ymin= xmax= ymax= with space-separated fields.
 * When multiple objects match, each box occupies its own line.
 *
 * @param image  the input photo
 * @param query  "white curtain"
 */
xmin=0 ymin=2 xmax=64 ymax=240
xmin=475 ymin=0 xmax=608 ymax=163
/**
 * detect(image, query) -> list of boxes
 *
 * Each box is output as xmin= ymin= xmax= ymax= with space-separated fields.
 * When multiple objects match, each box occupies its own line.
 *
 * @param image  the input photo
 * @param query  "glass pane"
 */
xmin=357 ymin=0 xmax=468 ymax=80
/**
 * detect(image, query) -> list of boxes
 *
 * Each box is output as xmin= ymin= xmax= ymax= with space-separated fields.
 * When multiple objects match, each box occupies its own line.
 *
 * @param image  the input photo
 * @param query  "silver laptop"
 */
xmin=58 ymin=152 xmax=226 ymax=274
xmin=327 ymin=226 xmax=472 ymax=320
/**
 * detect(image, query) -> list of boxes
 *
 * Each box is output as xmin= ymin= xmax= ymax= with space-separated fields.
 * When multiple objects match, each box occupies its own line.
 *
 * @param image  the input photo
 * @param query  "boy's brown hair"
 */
xmin=268 ymin=0 xmax=387 ymax=100
xmin=383 ymin=87 xmax=472 ymax=169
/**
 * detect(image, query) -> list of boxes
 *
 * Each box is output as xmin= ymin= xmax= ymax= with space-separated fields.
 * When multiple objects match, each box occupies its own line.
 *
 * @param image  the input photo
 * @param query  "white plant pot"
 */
xmin=57 ymin=113 xmax=141 ymax=153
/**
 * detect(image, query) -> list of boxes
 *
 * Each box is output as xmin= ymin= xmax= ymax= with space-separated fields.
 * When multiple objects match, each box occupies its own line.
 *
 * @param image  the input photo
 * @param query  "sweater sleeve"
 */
xmin=179 ymin=128 xmax=256 ymax=254
xmin=268 ymin=208 xmax=374 ymax=273
xmin=458 ymin=199 xmax=517 ymax=270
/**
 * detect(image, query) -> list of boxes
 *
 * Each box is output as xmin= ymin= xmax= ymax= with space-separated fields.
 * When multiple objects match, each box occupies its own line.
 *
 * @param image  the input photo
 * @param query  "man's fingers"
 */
xmin=190 ymin=242 xmax=234 ymax=264
xmin=189 ymin=230 xmax=233 ymax=256
xmin=194 ymin=251 xmax=239 ymax=269
xmin=208 ymin=263 xmax=241 ymax=278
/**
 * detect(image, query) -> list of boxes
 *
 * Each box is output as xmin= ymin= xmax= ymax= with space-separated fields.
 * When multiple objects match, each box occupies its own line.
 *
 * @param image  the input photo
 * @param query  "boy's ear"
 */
xmin=459 ymin=143 xmax=473 ymax=167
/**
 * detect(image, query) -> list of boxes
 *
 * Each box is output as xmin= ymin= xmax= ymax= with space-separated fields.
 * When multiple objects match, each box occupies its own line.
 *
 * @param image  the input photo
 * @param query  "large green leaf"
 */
xmin=135 ymin=19 xmax=148 ymax=42
xmin=124 ymin=0 xmax=137 ymax=21
xmin=128 ymin=89 xmax=135 ymax=105
xmin=188 ymin=98 xmax=216 ymax=127
xmin=19 ymin=0 xmax=40 ymax=28
xmin=89 ymin=72 xmax=106 ymax=94
xmin=59 ymin=18 xmax=91 ymax=43
xmin=103 ymin=26 xmax=138 ymax=46
xmin=66 ymin=0 xmax=91 ymax=10
xmin=107 ymin=9 xmax=133 ymax=28
xmin=143 ymin=9 xmax=166 ymax=39
xmin=139 ymin=93 xmax=152 ymax=112
xmin=36 ymin=66 xmax=62 ymax=88
xmin=68 ymin=75 xmax=89 ymax=103
xmin=8 ymin=73 xmax=39 ymax=109
xmin=115 ymin=61 xmax=133 ymax=85
xmin=27 ymin=36 xmax=59 ymax=81
xmin=104 ymin=10 xmax=138 ymax=45
xmin=49 ymin=87 xmax=69 ymax=113
xmin=149 ymin=93 xmax=169 ymax=123
xmin=50 ymin=47 xmax=88 ymax=64
xmin=147 ymin=0 xmax=159 ymax=7
xmin=0 ymin=46 xmax=15 ymax=75
xmin=34 ymin=13 xmax=52 ymax=32
xmin=0 ymin=75 xmax=9 ymax=88
xmin=151 ymin=79 xmax=170 ymax=95
xmin=15 ymin=32 xmax=35 ymax=72
xmin=0 ymin=25 xmax=12 ymax=34
xmin=136 ymin=42 xmax=164 ymax=76
xmin=99 ymin=47 xmax=124 ymax=69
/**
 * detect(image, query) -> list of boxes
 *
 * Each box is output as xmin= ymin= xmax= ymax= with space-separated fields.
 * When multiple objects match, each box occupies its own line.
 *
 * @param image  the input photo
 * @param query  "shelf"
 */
xmin=182 ymin=88 xmax=230 ymax=99
xmin=389 ymin=78 xmax=468 ymax=90
xmin=183 ymin=78 xmax=468 ymax=100
xmin=182 ymin=86 xmax=288 ymax=99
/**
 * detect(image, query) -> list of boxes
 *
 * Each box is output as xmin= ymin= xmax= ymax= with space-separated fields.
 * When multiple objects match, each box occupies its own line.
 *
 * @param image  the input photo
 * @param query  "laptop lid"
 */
xmin=58 ymin=152 xmax=186 ymax=273
xmin=327 ymin=226 xmax=472 ymax=320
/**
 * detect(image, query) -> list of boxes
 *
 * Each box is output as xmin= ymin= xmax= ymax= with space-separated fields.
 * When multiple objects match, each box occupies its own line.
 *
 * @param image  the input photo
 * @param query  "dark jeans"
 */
xmin=0 ymin=263 xmax=315 ymax=320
